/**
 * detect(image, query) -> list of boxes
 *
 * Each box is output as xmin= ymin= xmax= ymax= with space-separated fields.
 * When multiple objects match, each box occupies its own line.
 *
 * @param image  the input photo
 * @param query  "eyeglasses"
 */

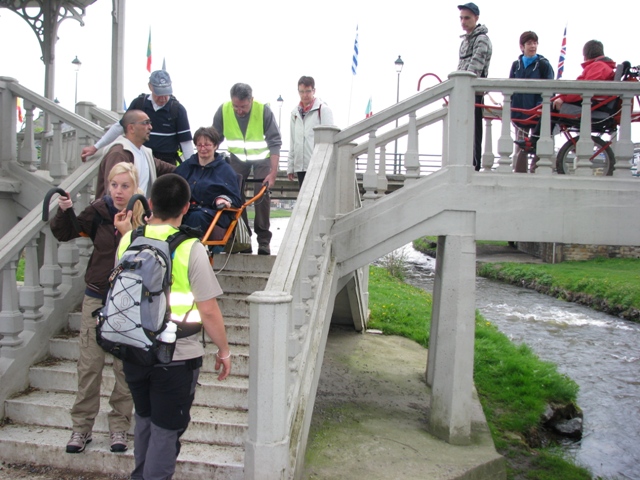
xmin=134 ymin=120 xmax=152 ymax=125
xmin=298 ymin=89 xmax=314 ymax=94
xmin=195 ymin=143 xmax=215 ymax=149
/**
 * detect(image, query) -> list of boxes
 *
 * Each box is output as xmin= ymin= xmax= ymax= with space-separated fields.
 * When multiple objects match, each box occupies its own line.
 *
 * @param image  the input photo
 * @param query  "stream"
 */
xmin=401 ymin=246 xmax=640 ymax=480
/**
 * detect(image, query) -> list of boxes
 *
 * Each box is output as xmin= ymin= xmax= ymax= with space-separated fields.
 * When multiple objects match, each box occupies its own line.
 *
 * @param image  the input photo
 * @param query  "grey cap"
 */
xmin=458 ymin=2 xmax=480 ymax=15
xmin=149 ymin=70 xmax=173 ymax=96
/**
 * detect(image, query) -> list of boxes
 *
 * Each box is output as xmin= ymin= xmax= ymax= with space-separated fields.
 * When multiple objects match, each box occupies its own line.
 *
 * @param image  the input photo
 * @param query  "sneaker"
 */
xmin=257 ymin=244 xmax=270 ymax=255
xmin=110 ymin=431 xmax=128 ymax=453
xmin=66 ymin=431 xmax=92 ymax=453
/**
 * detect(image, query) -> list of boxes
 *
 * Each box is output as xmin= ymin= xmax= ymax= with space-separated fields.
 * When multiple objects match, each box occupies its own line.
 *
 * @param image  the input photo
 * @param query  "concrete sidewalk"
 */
xmin=302 ymin=328 xmax=506 ymax=480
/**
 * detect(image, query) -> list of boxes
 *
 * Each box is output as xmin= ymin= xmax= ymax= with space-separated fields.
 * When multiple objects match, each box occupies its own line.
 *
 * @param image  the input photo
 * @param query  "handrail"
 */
xmin=2 ymin=77 xmax=104 ymax=137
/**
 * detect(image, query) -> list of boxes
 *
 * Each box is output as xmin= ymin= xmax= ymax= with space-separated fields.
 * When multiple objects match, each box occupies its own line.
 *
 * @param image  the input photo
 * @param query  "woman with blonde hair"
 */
xmin=50 ymin=161 xmax=145 ymax=454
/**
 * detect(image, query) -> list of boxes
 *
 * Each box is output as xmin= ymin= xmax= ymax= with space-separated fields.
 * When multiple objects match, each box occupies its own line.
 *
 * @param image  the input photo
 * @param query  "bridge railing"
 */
xmin=0 ymin=77 xmax=111 ymax=416
xmin=244 ymin=71 xmax=640 ymax=478
xmin=1 ymin=77 xmax=107 ymax=183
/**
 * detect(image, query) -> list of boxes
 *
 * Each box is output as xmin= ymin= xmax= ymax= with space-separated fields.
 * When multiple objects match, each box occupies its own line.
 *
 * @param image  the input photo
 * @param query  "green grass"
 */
xmin=245 ymin=208 xmax=292 ymax=220
xmin=478 ymin=258 xmax=640 ymax=320
xmin=368 ymin=265 xmax=592 ymax=480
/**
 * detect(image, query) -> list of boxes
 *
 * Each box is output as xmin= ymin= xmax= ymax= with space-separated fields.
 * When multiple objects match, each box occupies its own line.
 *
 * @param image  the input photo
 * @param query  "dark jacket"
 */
xmin=175 ymin=152 xmax=242 ymax=230
xmin=510 ymin=54 xmax=554 ymax=120
xmin=50 ymin=197 xmax=121 ymax=300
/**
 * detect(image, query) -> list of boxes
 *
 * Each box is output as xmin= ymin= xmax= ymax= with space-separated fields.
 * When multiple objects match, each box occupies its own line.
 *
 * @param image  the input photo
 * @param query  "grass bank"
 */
xmin=477 ymin=258 xmax=640 ymax=321
xmin=368 ymin=265 xmax=593 ymax=480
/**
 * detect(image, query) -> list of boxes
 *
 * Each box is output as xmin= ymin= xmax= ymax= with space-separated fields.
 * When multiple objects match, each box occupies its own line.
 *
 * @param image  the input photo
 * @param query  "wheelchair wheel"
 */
xmin=556 ymin=135 xmax=615 ymax=176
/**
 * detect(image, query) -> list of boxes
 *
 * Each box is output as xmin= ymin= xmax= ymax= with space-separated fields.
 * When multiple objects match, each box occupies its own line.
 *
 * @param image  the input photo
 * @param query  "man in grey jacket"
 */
xmin=457 ymin=2 xmax=492 ymax=171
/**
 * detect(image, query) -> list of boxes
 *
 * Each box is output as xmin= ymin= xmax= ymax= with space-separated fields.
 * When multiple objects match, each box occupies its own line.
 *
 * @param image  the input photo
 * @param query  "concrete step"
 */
xmin=212 ymin=252 xmax=275 ymax=274
xmin=217 ymin=293 xmax=252 ymax=319
xmin=216 ymin=270 xmax=270 ymax=295
xmin=29 ymin=360 xmax=248 ymax=410
xmin=0 ymin=424 xmax=244 ymax=480
xmin=5 ymin=390 xmax=248 ymax=446
xmin=50 ymin=335 xmax=250 ymax=376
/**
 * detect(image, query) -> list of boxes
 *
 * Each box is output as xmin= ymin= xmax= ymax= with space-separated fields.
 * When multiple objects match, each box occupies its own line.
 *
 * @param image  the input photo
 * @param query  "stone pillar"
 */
xmin=427 ymin=231 xmax=477 ymax=445
xmin=245 ymin=291 xmax=293 ymax=480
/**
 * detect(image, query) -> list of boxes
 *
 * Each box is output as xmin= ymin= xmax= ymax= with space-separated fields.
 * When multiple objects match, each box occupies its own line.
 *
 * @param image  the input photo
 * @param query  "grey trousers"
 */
xmin=229 ymin=155 xmax=273 ymax=247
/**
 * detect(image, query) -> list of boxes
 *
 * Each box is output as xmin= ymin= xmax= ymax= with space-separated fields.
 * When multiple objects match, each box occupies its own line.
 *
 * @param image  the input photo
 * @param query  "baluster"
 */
xmin=0 ymin=256 xmax=25 ymax=348
xmin=59 ymin=240 xmax=80 ymax=279
xmin=18 ymin=100 xmax=38 ymax=172
xmin=40 ymin=229 xmax=62 ymax=299
xmin=49 ymin=116 xmax=68 ymax=186
xmin=20 ymin=237 xmax=45 ymax=326
xmin=495 ymin=92 xmax=513 ymax=172
xmin=362 ymin=130 xmax=379 ymax=202
xmin=482 ymin=117 xmax=495 ymax=172
xmin=377 ymin=145 xmax=388 ymax=194
xmin=613 ymin=95 xmax=634 ymax=177
xmin=536 ymin=92 xmax=554 ymax=175
xmin=576 ymin=94 xmax=594 ymax=176
xmin=405 ymin=111 xmax=420 ymax=182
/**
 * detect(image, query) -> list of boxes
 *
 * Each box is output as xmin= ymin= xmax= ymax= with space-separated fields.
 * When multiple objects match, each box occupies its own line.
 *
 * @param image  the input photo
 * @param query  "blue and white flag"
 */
xmin=351 ymin=26 xmax=359 ymax=75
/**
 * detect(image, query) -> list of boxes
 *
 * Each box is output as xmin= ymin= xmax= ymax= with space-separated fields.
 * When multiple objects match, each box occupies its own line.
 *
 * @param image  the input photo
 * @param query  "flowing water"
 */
xmin=268 ymin=220 xmax=640 ymax=479
xmin=400 ymin=246 xmax=640 ymax=480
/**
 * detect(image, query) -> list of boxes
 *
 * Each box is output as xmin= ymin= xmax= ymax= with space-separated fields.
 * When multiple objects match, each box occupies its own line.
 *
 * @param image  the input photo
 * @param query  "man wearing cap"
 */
xmin=457 ymin=2 xmax=492 ymax=171
xmin=212 ymin=83 xmax=282 ymax=256
xmin=81 ymin=70 xmax=193 ymax=165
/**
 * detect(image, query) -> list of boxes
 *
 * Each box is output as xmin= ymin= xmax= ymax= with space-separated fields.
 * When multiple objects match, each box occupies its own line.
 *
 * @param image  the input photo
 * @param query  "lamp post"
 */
xmin=394 ymin=55 xmax=404 ymax=174
xmin=276 ymin=95 xmax=284 ymax=127
xmin=72 ymin=56 xmax=82 ymax=108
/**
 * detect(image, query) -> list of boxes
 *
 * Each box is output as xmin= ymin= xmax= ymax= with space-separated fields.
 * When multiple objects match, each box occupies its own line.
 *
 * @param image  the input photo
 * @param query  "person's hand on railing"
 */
xmin=57 ymin=193 xmax=73 ymax=212
xmin=81 ymin=145 xmax=98 ymax=162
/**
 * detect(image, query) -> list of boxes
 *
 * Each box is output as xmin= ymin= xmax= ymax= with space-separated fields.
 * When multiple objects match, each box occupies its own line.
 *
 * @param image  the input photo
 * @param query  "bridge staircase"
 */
xmin=0 ymin=253 xmax=274 ymax=478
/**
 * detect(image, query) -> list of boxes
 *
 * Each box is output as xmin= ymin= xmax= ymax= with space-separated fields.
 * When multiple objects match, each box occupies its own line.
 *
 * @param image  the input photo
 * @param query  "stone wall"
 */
xmin=518 ymin=242 xmax=640 ymax=263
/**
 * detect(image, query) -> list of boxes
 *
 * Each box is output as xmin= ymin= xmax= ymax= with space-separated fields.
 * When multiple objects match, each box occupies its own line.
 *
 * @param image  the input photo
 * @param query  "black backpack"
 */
xmin=96 ymin=225 xmax=200 ymax=366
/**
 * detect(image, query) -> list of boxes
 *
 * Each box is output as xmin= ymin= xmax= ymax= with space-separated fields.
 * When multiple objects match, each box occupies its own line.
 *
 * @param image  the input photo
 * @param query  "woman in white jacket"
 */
xmin=288 ymin=76 xmax=334 ymax=186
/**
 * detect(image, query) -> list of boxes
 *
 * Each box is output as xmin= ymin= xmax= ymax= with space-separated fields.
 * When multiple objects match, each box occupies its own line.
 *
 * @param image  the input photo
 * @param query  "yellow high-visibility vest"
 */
xmin=222 ymin=101 xmax=269 ymax=161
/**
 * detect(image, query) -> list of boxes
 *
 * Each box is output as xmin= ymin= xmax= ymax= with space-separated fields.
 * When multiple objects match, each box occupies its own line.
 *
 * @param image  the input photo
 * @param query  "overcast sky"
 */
xmin=1 ymin=0 xmax=638 ymax=149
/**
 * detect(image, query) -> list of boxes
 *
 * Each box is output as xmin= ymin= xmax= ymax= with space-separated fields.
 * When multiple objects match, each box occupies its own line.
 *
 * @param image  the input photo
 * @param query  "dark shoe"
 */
xmin=257 ymin=245 xmax=271 ymax=255
xmin=514 ymin=137 xmax=536 ymax=154
xmin=109 ymin=431 xmax=128 ymax=453
xmin=66 ymin=431 xmax=92 ymax=453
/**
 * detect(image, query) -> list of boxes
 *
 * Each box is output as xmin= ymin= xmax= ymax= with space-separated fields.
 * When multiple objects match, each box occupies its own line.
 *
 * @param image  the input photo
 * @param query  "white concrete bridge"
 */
xmin=1 ymin=66 xmax=639 ymax=478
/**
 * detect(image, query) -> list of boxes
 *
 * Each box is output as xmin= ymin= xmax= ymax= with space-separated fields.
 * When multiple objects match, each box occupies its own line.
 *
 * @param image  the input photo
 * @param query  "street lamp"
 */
xmin=394 ymin=55 xmax=404 ymax=174
xmin=276 ymin=95 xmax=284 ymax=127
xmin=72 ymin=56 xmax=82 ymax=107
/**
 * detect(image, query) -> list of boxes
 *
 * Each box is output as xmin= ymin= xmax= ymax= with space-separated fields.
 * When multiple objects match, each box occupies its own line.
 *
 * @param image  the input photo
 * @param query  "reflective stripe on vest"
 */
xmin=117 ymin=225 xmax=198 ymax=320
xmin=222 ymin=101 xmax=269 ymax=161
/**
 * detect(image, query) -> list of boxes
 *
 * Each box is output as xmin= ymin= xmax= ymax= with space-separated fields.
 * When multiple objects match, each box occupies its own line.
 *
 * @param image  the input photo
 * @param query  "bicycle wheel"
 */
xmin=556 ymin=135 xmax=615 ymax=176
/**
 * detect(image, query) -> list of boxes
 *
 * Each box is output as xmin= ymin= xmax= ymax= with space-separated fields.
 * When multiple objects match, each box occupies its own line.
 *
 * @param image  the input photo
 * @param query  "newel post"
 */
xmin=245 ymin=291 xmax=293 ymax=480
